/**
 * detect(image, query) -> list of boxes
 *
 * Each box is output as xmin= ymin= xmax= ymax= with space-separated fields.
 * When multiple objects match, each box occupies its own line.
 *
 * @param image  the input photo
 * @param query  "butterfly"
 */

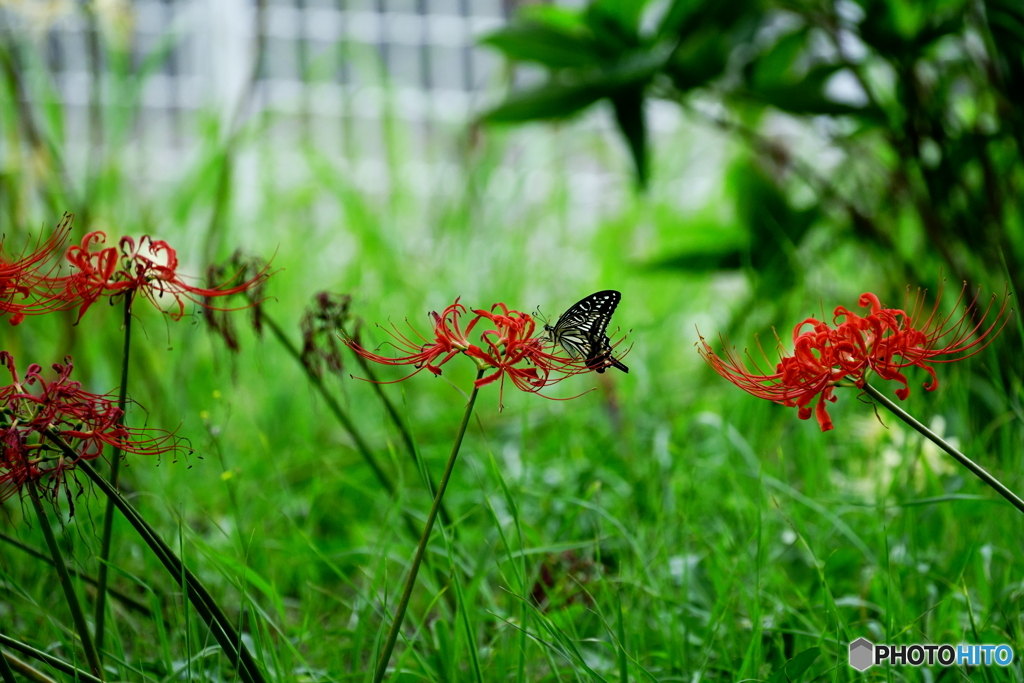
xmin=544 ymin=290 xmax=628 ymax=374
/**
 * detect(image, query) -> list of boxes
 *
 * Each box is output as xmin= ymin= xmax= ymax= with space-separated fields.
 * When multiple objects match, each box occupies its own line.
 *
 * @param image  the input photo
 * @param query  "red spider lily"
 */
xmin=698 ymin=283 xmax=1011 ymax=431
xmin=0 ymin=352 xmax=186 ymax=508
xmin=471 ymin=304 xmax=594 ymax=405
xmin=0 ymin=214 xmax=74 ymax=325
xmin=853 ymin=284 xmax=1011 ymax=397
xmin=346 ymin=300 xmax=484 ymax=381
xmin=698 ymin=321 xmax=851 ymax=431
xmin=346 ymin=299 xmax=612 ymax=406
xmin=60 ymin=232 xmax=271 ymax=322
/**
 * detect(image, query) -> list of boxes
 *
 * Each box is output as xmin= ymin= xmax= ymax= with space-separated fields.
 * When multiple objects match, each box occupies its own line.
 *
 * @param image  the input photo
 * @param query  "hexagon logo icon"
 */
xmin=849 ymin=638 xmax=874 ymax=671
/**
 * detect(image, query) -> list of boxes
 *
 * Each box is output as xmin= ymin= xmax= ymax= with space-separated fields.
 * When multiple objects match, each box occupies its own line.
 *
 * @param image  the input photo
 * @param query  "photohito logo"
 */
xmin=848 ymin=638 xmax=1014 ymax=671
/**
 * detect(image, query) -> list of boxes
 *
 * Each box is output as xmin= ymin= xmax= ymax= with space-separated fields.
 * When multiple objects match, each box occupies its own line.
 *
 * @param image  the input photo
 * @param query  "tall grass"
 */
xmin=1 ymin=5 xmax=1022 ymax=682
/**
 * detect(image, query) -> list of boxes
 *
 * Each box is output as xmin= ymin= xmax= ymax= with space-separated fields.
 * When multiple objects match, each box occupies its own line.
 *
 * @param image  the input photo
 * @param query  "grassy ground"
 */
xmin=2 ymin=24 xmax=1024 ymax=683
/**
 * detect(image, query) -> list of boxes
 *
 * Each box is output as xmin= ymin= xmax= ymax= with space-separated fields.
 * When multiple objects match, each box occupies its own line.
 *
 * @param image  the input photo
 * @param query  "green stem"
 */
xmin=3 ymin=650 xmax=60 ymax=683
xmin=94 ymin=291 xmax=133 ymax=655
xmin=207 ymin=428 xmax=247 ymax=554
xmin=37 ymin=424 xmax=262 ymax=683
xmin=263 ymin=315 xmax=457 ymax=611
xmin=264 ymin=316 xmax=395 ymax=494
xmin=345 ymin=325 xmax=452 ymax=528
xmin=0 ymin=632 xmax=102 ymax=683
xmin=0 ymin=531 xmax=154 ymax=619
xmin=0 ymin=647 xmax=16 ymax=683
xmin=25 ymin=479 xmax=105 ymax=680
xmin=72 ymin=459 xmax=266 ymax=683
xmin=373 ymin=369 xmax=484 ymax=683
xmin=862 ymin=382 xmax=1024 ymax=515
xmin=264 ymin=315 xmax=435 ymax=544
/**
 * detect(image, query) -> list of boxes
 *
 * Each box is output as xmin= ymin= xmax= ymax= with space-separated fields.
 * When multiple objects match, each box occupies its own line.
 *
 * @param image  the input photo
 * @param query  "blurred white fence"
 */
xmin=1 ymin=0 xmax=691 ymax=217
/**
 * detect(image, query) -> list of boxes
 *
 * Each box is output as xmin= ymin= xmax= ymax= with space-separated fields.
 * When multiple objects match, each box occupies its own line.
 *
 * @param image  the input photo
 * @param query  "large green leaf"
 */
xmin=480 ymin=81 xmax=608 ymax=123
xmin=610 ymin=85 xmax=647 ymax=187
xmin=518 ymin=4 xmax=589 ymax=33
xmin=723 ymin=162 xmax=821 ymax=291
xmin=480 ymin=44 xmax=672 ymax=124
xmin=666 ymin=26 xmax=733 ymax=91
xmin=746 ymin=29 xmax=879 ymax=116
xmin=658 ymin=0 xmax=702 ymax=36
xmin=480 ymin=22 xmax=601 ymax=69
xmin=752 ymin=64 xmax=876 ymax=116
xmin=854 ymin=0 xmax=966 ymax=60
xmin=736 ymin=163 xmax=820 ymax=252
xmin=584 ymin=9 xmax=641 ymax=55
xmin=988 ymin=0 xmax=1024 ymax=46
xmin=986 ymin=0 xmax=1024 ymax=110
xmin=591 ymin=0 xmax=649 ymax=36
xmin=658 ymin=0 xmax=761 ymax=37
xmin=644 ymin=246 xmax=747 ymax=272
xmin=639 ymin=212 xmax=747 ymax=273
xmin=748 ymin=28 xmax=809 ymax=89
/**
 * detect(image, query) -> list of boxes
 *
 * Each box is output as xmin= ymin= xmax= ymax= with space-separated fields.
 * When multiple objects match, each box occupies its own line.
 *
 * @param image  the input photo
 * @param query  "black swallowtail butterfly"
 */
xmin=544 ymin=290 xmax=628 ymax=373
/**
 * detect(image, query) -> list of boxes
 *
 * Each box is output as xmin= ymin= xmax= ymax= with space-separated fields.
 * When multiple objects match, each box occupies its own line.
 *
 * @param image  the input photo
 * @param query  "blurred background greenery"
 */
xmin=1 ymin=0 xmax=1023 ymax=680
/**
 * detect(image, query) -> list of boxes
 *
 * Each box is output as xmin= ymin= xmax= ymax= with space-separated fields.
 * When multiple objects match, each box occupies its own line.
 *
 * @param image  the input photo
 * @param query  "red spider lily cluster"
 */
xmin=62 ymin=232 xmax=271 ymax=322
xmin=0 ymin=214 xmax=270 ymax=325
xmin=0 ymin=352 xmax=186 ymax=508
xmin=0 ymin=214 xmax=74 ymax=325
xmin=346 ymin=299 xmax=619 ymax=406
xmin=698 ymin=283 xmax=1011 ymax=431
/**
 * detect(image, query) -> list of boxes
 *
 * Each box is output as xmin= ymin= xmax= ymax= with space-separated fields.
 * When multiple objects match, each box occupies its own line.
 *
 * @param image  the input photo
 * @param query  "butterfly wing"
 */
xmin=547 ymin=290 xmax=628 ymax=373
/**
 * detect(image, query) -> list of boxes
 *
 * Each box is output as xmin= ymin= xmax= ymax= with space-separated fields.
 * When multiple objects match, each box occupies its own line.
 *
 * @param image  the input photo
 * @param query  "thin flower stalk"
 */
xmin=65 ymin=452 xmax=267 ymax=683
xmin=0 ymin=352 xmax=185 ymax=676
xmin=860 ymin=382 xmax=1024 ymax=514
xmin=42 ymin=236 xmax=269 ymax=658
xmin=373 ymin=369 xmax=485 ymax=683
xmin=0 ymin=648 xmax=15 ymax=683
xmin=262 ymin=312 xmax=458 ymax=612
xmin=342 ymin=320 xmax=452 ymax=527
xmin=298 ymin=291 xmax=455 ymax=527
xmin=1 ymin=649 xmax=64 ymax=683
xmin=93 ymin=291 xmax=133 ymax=656
xmin=0 ymin=530 xmax=154 ymax=618
xmin=351 ymin=297 xmax=623 ymax=682
xmin=200 ymin=271 xmax=459 ymax=530
xmin=197 ymin=266 xmax=461 ymax=550
xmin=264 ymin=315 xmax=397 ymax=493
xmin=0 ymin=632 xmax=104 ymax=683
xmin=25 ymin=476 xmax=104 ymax=680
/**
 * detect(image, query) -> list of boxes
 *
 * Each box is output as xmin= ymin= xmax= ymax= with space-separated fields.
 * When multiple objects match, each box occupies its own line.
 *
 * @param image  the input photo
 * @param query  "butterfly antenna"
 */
xmin=534 ymin=305 xmax=548 ymax=325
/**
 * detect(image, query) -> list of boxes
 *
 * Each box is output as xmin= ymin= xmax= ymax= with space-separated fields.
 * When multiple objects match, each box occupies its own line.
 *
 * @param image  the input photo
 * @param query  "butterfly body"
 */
xmin=544 ymin=290 xmax=628 ymax=373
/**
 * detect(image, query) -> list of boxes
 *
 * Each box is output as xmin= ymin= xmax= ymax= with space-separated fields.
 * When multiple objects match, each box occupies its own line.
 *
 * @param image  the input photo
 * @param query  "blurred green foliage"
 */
xmin=482 ymin=0 xmax=1024 ymax=342
xmin=0 ymin=1 xmax=1022 ymax=681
